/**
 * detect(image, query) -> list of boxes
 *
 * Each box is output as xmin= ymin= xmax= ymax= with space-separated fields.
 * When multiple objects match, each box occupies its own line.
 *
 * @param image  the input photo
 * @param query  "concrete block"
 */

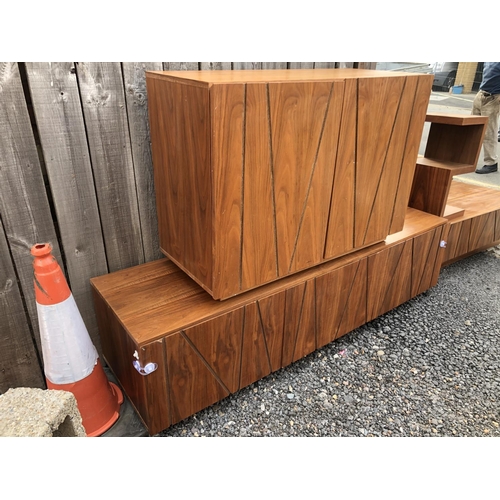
xmin=0 ymin=388 xmax=86 ymax=437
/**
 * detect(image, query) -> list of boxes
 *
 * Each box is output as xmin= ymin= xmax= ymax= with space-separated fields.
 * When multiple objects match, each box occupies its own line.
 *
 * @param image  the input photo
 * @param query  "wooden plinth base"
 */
xmin=91 ymin=208 xmax=448 ymax=435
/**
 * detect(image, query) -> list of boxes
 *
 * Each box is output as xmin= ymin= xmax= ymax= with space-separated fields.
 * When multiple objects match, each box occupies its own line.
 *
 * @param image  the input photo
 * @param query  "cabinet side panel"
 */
xmin=92 ymin=286 xmax=171 ymax=434
xmin=408 ymin=163 xmax=452 ymax=217
xmin=147 ymin=77 xmax=212 ymax=290
xmin=211 ymin=84 xmax=245 ymax=298
xmin=390 ymin=75 xmax=433 ymax=233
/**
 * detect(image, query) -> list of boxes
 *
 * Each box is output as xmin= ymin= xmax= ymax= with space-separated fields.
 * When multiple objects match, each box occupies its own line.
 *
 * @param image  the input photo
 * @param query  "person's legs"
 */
xmin=481 ymin=95 xmax=500 ymax=165
xmin=472 ymin=91 xmax=482 ymax=116
xmin=474 ymin=93 xmax=500 ymax=173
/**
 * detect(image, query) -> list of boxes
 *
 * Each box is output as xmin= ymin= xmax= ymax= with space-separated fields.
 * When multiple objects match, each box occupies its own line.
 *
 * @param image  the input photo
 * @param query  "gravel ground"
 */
xmin=156 ymin=247 xmax=500 ymax=437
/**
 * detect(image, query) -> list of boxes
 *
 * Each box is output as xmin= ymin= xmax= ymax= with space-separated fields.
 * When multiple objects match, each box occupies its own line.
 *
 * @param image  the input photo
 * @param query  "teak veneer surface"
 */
xmin=443 ymin=205 xmax=465 ymax=220
xmin=447 ymin=181 xmax=500 ymax=220
xmin=441 ymin=181 xmax=500 ymax=265
xmin=146 ymin=69 xmax=424 ymax=85
xmin=409 ymin=112 xmax=488 ymax=218
xmin=146 ymin=69 xmax=433 ymax=299
xmin=425 ymin=113 xmax=489 ymax=127
xmin=416 ymin=157 xmax=475 ymax=175
xmin=91 ymin=208 xmax=446 ymax=347
xmin=92 ymin=207 xmax=448 ymax=434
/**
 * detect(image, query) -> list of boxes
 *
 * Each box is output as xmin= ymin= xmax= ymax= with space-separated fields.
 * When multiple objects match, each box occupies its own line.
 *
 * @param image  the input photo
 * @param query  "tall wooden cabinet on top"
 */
xmin=145 ymin=69 xmax=434 ymax=299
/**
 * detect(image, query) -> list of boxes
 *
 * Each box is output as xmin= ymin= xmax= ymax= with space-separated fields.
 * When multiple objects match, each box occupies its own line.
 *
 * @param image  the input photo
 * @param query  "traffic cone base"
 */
xmin=47 ymin=360 xmax=123 ymax=437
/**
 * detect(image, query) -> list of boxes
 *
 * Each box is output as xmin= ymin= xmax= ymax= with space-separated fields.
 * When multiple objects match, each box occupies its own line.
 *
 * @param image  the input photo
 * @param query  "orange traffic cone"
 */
xmin=31 ymin=243 xmax=123 ymax=436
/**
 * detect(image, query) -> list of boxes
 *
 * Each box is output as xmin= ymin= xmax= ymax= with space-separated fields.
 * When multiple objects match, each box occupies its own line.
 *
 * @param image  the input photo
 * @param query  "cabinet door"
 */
xmin=367 ymin=240 xmax=413 ymax=321
xmin=165 ymin=310 xmax=243 ymax=425
xmin=213 ymin=79 xmax=358 ymax=297
xmin=164 ymin=300 xmax=285 ymax=425
xmin=316 ymin=259 xmax=367 ymax=347
xmin=356 ymin=75 xmax=432 ymax=247
xmin=367 ymin=224 xmax=446 ymax=321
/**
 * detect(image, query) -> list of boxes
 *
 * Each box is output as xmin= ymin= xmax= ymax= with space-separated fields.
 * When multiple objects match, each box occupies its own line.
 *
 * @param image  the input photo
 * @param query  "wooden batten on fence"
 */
xmin=0 ymin=61 xmax=371 ymax=393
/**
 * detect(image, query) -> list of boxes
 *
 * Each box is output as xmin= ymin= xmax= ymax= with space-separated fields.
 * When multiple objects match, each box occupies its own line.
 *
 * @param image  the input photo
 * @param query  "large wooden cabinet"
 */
xmin=146 ymin=69 xmax=433 ymax=299
xmin=91 ymin=208 xmax=448 ymax=435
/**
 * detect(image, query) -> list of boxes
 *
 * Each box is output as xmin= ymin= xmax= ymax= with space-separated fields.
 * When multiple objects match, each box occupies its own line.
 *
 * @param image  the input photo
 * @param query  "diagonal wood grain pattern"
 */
xmin=412 ymin=226 xmax=446 ymax=296
xmin=367 ymin=240 xmax=413 ymax=321
xmin=148 ymin=71 xmax=433 ymax=299
xmin=323 ymin=79 xmax=357 ymax=259
xmin=241 ymin=84 xmax=278 ymax=290
xmin=316 ymin=259 xmax=367 ymax=348
xmin=269 ymin=82 xmax=332 ymax=275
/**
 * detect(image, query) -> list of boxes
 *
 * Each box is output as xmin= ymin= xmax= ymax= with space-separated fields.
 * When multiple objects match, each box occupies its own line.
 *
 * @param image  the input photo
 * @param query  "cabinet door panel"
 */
xmin=316 ymin=259 xmax=367 ymax=348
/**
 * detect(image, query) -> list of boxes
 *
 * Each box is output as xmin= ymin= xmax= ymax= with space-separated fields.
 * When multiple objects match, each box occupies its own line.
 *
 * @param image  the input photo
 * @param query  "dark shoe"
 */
xmin=475 ymin=163 xmax=498 ymax=174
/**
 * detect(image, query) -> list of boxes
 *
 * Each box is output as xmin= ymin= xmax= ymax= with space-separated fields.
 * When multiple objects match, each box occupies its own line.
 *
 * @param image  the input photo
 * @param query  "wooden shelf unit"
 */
xmin=146 ymin=69 xmax=433 ymax=300
xmin=409 ymin=113 xmax=488 ymax=217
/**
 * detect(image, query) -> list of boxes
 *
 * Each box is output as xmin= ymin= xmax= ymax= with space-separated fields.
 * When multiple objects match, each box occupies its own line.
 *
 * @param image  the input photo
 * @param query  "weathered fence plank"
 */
xmin=0 ymin=217 xmax=45 ymax=393
xmin=233 ymin=62 xmax=262 ymax=70
xmin=0 ymin=62 xmax=62 ymax=356
xmin=76 ymin=62 xmax=144 ymax=272
xmin=314 ymin=62 xmax=337 ymax=68
xmin=163 ymin=62 xmax=198 ymax=71
xmin=289 ymin=62 xmax=314 ymax=69
xmin=262 ymin=62 xmax=287 ymax=69
xmin=122 ymin=63 xmax=163 ymax=263
xmin=200 ymin=62 xmax=232 ymax=70
xmin=25 ymin=62 xmax=108 ymax=354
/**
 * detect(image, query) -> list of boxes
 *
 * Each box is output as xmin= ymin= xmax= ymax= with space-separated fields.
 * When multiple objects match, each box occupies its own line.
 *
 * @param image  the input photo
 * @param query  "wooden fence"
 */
xmin=0 ymin=62 xmax=376 ymax=393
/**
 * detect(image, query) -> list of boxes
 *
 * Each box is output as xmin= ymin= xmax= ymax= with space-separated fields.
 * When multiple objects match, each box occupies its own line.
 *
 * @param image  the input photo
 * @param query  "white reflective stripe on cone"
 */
xmin=37 ymin=294 xmax=98 ymax=385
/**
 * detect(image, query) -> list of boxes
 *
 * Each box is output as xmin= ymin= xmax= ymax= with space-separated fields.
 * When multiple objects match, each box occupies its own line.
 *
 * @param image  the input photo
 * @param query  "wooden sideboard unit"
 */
xmin=91 ymin=208 xmax=448 ymax=435
xmin=146 ymin=69 xmax=433 ymax=299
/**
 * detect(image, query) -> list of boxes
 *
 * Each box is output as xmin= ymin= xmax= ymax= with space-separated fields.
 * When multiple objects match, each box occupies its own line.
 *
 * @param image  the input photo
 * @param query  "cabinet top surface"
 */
xmin=426 ymin=113 xmax=489 ymax=126
xmin=91 ymin=208 xmax=446 ymax=346
xmin=146 ymin=69 xmax=430 ymax=84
